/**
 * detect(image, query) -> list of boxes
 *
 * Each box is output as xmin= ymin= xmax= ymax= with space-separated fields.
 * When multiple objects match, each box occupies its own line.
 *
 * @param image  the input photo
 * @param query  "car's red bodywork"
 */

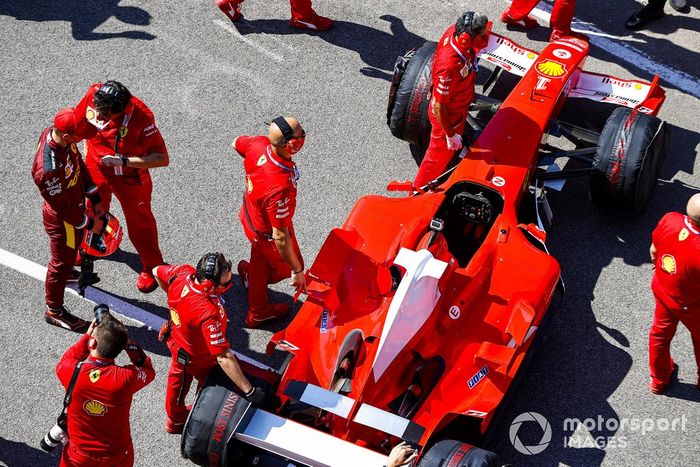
xmin=265 ymin=35 xmax=664 ymax=457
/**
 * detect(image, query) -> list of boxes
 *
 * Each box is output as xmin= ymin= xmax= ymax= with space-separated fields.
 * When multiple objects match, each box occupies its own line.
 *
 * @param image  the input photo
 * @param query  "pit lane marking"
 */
xmin=529 ymin=2 xmax=700 ymax=99
xmin=214 ymin=19 xmax=284 ymax=62
xmin=0 ymin=247 xmax=274 ymax=371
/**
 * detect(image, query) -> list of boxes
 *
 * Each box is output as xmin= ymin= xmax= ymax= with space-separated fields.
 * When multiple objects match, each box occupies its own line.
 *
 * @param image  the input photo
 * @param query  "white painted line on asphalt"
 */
xmin=529 ymin=3 xmax=700 ymax=99
xmin=0 ymin=247 xmax=275 ymax=372
xmin=214 ymin=19 xmax=284 ymax=62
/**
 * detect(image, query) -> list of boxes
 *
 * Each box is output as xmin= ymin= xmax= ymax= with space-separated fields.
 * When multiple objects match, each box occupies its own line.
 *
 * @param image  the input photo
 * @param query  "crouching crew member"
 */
xmin=154 ymin=253 xmax=266 ymax=434
xmin=55 ymin=312 xmax=155 ymax=466
xmin=74 ymin=80 xmax=169 ymax=294
xmin=232 ymin=117 xmax=307 ymax=328
xmin=413 ymin=12 xmax=491 ymax=188
xmin=32 ymin=108 xmax=105 ymax=332
xmin=648 ymin=193 xmax=700 ymax=394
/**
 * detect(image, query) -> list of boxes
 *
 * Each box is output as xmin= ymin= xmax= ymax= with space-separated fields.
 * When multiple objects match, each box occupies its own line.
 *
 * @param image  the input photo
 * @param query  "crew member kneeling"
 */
xmin=55 ymin=312 xmax=154 ymax=466
xmin=154 ymin=253 xmax=266 ymax=434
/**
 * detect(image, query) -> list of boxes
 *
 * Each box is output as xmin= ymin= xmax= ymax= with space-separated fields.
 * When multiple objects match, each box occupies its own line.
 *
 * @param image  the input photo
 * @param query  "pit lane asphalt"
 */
xmin=0 ymin=1 xmax=698 ymax=466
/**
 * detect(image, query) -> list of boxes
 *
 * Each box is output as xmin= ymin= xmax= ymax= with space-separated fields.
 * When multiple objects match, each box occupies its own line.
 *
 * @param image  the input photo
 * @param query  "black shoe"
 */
xmin=66 ymin=269 xmax=81 ymax=283
xmin=625 ymin=6 xmax=664 ymax=31
xmin=45 ymin=306 xmax=89 ymax=333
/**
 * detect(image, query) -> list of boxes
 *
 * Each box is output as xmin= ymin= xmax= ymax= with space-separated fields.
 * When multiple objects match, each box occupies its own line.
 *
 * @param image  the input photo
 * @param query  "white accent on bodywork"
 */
xmin=353 ymin=403 xmax=411 ymax=439
xmin=236 ymin=409 xmax=387 ymax=467
xmin=295 ymin=383 xmax=355 ymax=419
xmin=372 ymin=248 xmax=447 ymax=380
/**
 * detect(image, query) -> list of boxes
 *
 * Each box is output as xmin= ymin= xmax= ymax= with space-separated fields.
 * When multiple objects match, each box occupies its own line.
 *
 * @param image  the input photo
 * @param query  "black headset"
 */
xmin=200 ymin=253 xmax=219 ymax=293
xmin=272 ymin=116 xmax=304 ymax=153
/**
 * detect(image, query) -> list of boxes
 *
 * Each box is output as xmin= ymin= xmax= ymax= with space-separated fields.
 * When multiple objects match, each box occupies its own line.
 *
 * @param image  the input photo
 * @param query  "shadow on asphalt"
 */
xmin=0 ymin=436 xmax=60 ymax=467
xmin=232 ymin=15 xmax=427 ymax=80
xmin=0 ymin=0 xmax=155 ymax=41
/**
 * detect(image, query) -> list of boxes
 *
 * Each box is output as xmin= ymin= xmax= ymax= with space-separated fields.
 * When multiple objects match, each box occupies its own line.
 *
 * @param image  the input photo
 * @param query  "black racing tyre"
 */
xmin=181 ymin=366 xmax=252 ymax=467
xmin=590 ymin=107 xmax=668 ymax=213
xmin=417 ymin=440 xmax=502 ymax=467
xmin=387 ymin=41 xmax=437 ymax=150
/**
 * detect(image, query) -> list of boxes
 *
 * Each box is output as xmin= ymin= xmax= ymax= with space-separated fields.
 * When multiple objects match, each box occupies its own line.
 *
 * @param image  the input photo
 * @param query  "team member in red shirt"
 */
xmin=55 ymin=310 xmax=155 ymax=466
xmin=648 ymin=194 xmax=700 ymax=394
xmin=32 ymin=108 xmax=105 ymax=332
xmin=154 ymin=253 xmax=265 ymax=434
xmin=232 ymin=117 xmax=307 ymax=327
xmin=215 ymin=0 xmax=333 ymax=31
xmin=73 ymin=80 xmax=168 ymax=293
xmin=499 ymin=0 xmax=583 ymax=42
xmin=413 ymin=12 xmax=490 ymax=188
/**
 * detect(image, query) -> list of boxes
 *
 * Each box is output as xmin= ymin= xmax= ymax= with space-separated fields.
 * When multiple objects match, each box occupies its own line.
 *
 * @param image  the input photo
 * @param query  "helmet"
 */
xmin=81 ymin=213 xmax=123 ymax=257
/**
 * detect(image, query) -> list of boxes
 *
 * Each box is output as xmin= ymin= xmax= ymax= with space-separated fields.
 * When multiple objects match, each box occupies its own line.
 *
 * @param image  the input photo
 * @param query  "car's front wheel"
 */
xmin=417 ymin=439 xmax=503 ymax=467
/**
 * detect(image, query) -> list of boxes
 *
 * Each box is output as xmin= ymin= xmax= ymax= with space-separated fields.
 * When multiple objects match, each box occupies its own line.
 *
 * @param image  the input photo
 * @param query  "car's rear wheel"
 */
xmin=589 ymin=107 xmax=667 ymax=213
xmin=386 ymin=41 xmax=436 ymax=152
xmin=417 ymin=440 xmax=502 ymax=467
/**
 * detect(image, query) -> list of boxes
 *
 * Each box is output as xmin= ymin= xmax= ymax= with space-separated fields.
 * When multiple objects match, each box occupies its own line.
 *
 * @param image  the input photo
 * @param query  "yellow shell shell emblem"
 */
xmin=527 ymin=52 xmax=536 ymax=59
xmin=678 ymin=228 xmax=689 ymax=241
xmin=83 ymin=400 xmax=107 ymax=416
xmin=170 ymin=309 xmax=181 ymax=326
xmin=88 ymin=369 xmax=101 ymax=383
xmin=87 ymin=109 xmax=95 ymax=121
xmin=660 ymin=254 xmax=677 ymax=274
xmin=119 ymin=126 xmax=128 ymax=138
xmin=537 ymin=60 xmax=566 ymax=77
xmin=634 ymin=83 xmax=643 ymax=90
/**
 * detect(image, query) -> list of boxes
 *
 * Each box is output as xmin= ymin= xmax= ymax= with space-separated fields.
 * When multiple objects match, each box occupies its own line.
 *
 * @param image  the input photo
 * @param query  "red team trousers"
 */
xmin=509 ymin=0 xmax=576 ymax=32
xmin=165 ymin=340 xmax=217 ymax=424
xmin=43 ymin=206 xmax=81 ymax=309
xmin=414 ymin=110 xmax=467 ymax=187
xmin=86 ymin=160 xmax=163 ymax=271
xmin=649 ymin=297 xmax=700 ymax=388
xmin=60 ymin=444 xmax=133 ymax=467
xmin=247 ymin=229 xmax=302 ymax=318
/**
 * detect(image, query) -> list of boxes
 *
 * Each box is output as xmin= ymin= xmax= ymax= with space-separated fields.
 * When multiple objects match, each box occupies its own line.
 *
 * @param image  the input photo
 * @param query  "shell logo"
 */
xmin=527 ymin=52 xmax=536 ymax=59
xmin=634 ymin=83 xmax=643 ymax=90
xmin=170 ymin=309 xmax=181 ymax=326
xmin=661 ymin=254 xmax=677 ymax=274
xmin=87 ymin=109 xmax=95 ymax=121
xmin=83 ymin=400 xmax=107 ymax=416
xmin=678 ymin=228 xmax=689 ymax=241
xmin=536 ymin=60 xmax=567 ymax=77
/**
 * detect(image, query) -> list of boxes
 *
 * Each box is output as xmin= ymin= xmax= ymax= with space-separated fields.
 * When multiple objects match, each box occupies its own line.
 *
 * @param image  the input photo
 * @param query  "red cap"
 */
xmin=53 ymin=107 xmax=78 ymax=135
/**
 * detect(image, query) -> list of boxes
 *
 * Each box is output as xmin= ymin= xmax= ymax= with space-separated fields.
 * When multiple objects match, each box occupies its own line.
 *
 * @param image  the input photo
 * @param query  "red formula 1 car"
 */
xmin=182 ymin=33 xmax=667 ymax=467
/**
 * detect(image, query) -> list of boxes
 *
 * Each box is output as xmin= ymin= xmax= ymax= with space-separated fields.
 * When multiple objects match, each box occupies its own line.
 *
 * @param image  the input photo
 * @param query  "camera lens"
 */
xmin=94 ymin=304 xmax=111 ymax=325
xmin=39 ymin=425 xmax=66 ymax=452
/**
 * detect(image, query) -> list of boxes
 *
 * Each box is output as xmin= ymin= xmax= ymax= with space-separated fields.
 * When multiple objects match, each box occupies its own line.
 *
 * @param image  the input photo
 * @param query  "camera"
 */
xmin=94 ymin=303 xmax=111 ymax=325
xmin=39 ymin=421 xmax=68 ymax=452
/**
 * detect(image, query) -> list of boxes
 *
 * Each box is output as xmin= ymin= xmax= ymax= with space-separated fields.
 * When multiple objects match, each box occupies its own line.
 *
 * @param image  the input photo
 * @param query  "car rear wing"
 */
xmin=477 ymin=33 xmax=665 ymax=115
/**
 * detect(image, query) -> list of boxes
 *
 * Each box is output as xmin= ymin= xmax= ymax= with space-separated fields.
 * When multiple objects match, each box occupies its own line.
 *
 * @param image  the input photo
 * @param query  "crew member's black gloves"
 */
xmin=243 ymin=386 xmax=266 ymax=406
xmin=125 ymin=341 xmax=147 ymax=367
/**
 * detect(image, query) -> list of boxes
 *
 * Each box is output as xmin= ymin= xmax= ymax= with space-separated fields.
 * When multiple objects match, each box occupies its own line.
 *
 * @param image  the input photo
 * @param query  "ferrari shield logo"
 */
xmin=180 ymin=286 xmax=189 ymax=298
xmin=88 ymin=369 xmax=100 ymax=383
xmin=661 ymin=254 xmax=677 ymax=274
xmin=119 ymin=126 xmax=128 ymax=138
xmin=679 ymin=228 xmax=689 ymax=241
xmin=536 ymin=60 xmax=567 ymax=78
xmin=257 ymin=155 xmax=267 ymax=166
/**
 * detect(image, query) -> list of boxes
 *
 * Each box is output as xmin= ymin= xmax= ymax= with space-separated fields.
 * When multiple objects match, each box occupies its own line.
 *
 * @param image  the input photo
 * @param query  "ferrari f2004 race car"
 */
xmin=180 ymin=33 xmax=667 ymax=467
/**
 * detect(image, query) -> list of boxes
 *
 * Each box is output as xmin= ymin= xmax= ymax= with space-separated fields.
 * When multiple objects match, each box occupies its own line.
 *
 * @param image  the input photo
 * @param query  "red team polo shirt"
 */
xmin=652 ymin=212 xmax=700 ymax=309
xmin=74 ymin=83 xmax=168 ymax=177
xmin=234 ymin=136 xmax=298 ymax=239
xmin=431 ymin=25 xmax=477 ymax=121
xmin=56 ymin=334 xmax=155 ymax=458
xmin=156 ymin=265 xmax=230 ymax=365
